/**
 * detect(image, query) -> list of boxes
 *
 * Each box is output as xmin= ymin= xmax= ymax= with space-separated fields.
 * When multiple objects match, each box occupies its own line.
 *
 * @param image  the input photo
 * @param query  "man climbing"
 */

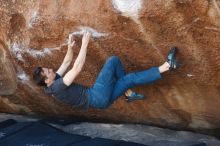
xmin=33 ymin=32 xmax=179 ymax=110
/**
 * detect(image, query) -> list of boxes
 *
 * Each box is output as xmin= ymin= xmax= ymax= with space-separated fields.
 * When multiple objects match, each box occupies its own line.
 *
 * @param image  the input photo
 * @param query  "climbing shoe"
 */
xmin=166 ymin=47 xmax=179 ymax=70
xmin=125 ymin=92 xmax=145 ymax=102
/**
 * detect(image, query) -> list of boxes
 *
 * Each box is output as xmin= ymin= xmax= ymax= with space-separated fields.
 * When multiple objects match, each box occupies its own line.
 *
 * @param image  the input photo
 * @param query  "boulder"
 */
xmin=0 ymin=0 xmax=220 ymax=134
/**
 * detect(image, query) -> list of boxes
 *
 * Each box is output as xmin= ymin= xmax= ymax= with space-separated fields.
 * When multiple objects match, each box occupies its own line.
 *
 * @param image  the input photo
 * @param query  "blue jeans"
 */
xmin=87 ymin=56 xmax=162 ymax=109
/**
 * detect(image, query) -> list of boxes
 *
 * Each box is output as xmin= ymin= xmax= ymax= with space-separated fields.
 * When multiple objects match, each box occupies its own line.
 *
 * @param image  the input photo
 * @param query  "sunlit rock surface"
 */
xmin=0 ymin=0 xmax=220 ymax=134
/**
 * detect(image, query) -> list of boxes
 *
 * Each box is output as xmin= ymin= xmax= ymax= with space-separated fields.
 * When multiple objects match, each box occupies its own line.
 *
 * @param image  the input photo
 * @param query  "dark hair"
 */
xmin=33 ymin=67 xmax=47 ymax=86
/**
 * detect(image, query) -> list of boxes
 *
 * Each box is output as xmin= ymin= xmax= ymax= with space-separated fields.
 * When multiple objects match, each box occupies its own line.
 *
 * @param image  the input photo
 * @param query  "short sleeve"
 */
xmin=55 ymin=73 xmax=61 ymax=80
xmin=45 ymin=78 xmax=67 ymax=94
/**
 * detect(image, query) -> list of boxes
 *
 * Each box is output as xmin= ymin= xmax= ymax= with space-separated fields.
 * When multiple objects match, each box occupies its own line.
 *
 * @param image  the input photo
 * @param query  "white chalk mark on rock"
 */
xmin=10 ymin=43 xmax=60 ymax=61
xmin=187 ymin=74 xmax=195 ymax=77
xmin=11 ymin=43 xmax=25 ymax=61
xmin=26 ymin=47 xmax=59 ymax=58
xmin=205 ymin=26 xmax=220 ymax=32
xmin=71 ymin=27 xmax=109 ymax=38
xmin=17 ymin=71 xmax=29 ymax=81
xmin=112 ymin=0 xmax=143 ymax=20
xmin=28 ymin=11 xmax=39 ymax=28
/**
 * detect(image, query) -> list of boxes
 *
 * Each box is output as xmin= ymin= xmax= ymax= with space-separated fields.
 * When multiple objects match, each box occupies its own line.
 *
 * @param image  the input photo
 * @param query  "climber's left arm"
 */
xmin=56 ymin=34 xmax=75 ymax=76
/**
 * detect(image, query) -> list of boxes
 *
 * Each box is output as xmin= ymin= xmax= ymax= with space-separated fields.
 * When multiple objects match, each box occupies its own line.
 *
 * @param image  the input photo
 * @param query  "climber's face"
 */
xmin=41 ymin=67 xmax=56 ymax=86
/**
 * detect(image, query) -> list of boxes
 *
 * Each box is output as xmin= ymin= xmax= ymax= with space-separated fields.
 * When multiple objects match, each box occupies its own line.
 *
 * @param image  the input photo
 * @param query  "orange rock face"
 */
xmin=0 ymin=0 xmax=220 ymax=133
